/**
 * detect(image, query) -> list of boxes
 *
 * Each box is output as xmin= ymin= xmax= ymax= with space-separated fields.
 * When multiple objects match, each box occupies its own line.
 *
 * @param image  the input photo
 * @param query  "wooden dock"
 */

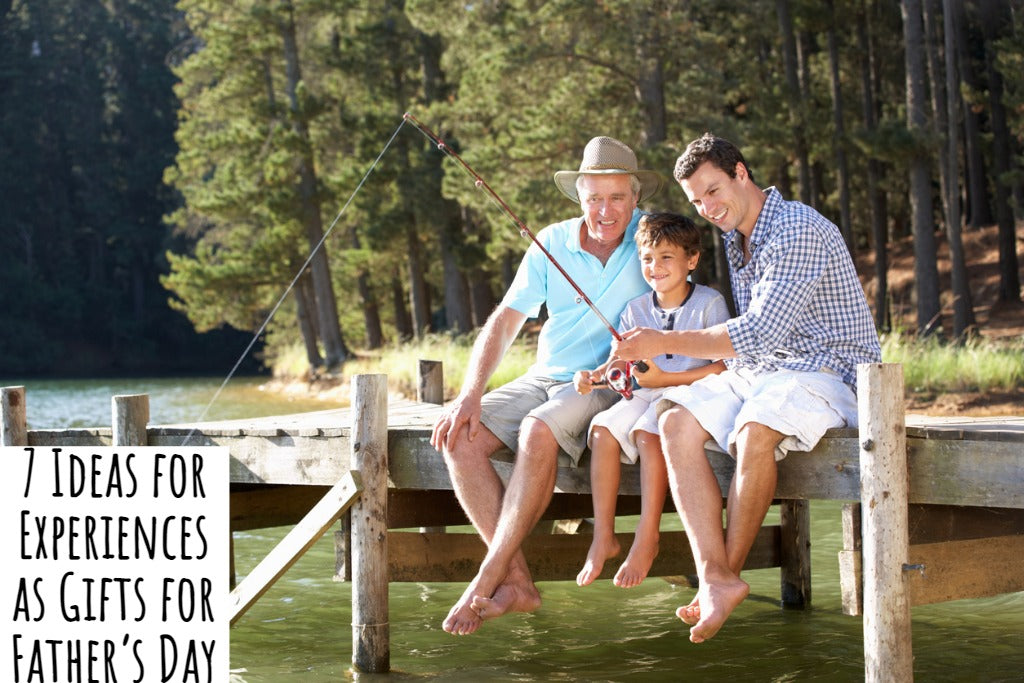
xmin=3 ymin=363 xmax=1023 ymax=681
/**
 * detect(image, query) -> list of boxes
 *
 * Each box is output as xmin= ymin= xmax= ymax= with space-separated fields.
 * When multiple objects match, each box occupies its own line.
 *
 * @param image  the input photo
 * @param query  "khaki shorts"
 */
xmin=656 ymin=367 xmax=858 ymax=461
xmin=480 ymin=375 xmax=619 ymax=466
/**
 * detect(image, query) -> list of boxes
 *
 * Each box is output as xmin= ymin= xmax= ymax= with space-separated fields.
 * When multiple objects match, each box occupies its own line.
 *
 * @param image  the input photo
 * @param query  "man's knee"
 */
xmin=734 ymin=421 xmax=784 ymax=457
xmin=658 ymin=405 xmax=705 ymax=440
xmin=517 ymin=416 xmax=561 ymax=459
xmin=441 ymin=424 xmax=503 ymax=469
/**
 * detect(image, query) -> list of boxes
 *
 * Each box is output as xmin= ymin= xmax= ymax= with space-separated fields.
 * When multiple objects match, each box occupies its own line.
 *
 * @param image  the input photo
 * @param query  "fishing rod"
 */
xmin=402 ymin=113 xmax=648 ymax=394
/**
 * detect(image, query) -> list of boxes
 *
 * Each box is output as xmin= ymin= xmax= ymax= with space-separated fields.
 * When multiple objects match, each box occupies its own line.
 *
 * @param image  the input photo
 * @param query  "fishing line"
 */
xmin=403 ymin=113 xmax=648 ymax=391
xmin=179 ymin=118 xmax=408 ymax=446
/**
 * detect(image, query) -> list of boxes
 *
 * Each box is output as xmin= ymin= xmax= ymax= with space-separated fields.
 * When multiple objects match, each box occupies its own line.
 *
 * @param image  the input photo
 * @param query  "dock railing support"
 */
xmin=350 ymin=374 xmax=390 ymax=673
xmin=858 ymin=363 xmax=912 ymax=682
xmin=1 ymin=386 xmax=27 ymax=446
xmin=112 ymin=393 xmax=150 ymax=446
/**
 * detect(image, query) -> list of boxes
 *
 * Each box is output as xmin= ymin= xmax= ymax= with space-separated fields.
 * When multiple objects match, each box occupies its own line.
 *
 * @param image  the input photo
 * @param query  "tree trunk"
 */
xmin=826 ymin=0 xmax=853 ymax=253
xmin=634 ymin=5 xmax=667 ymax=147
xmin=942 ymin=0 xmax=977 ymax=338
xmin=978 ymin=0 xmax=1022 ymax=303
xmin=280 ymin=1 xmax=349 ymax=367
xmin=351 ymin=229 xmax=383 ymax=349
xmin=901 ymin=0 xmax=943 ymax=336
xmin=777 ymin=0 xmax=812 ymax=206
xmin=296 ymin=272 xmax=324 ymax=369
xmin=391 ymin=270 xmax=413 ymax=342
xmin=860 ymin=0 xmax=890 ymax=331
xmin=923 ymin=0 xmax=951 ymax=229
xmin=953 ymin=0 xmax=993 ymax=229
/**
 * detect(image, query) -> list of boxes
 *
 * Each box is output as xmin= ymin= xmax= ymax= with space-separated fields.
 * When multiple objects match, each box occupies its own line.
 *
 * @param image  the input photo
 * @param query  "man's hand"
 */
xmin=612 ymin=327 xmax=665 ymax=363
xmin=431 ymin=392 xmax=483 ymax=452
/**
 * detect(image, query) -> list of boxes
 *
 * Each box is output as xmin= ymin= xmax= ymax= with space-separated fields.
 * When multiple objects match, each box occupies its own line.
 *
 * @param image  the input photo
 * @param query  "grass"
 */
xmin=880 ymin=332 xmax=1024 ymax=395
xmin=272 ymin=330 xmax=1022 ymax=403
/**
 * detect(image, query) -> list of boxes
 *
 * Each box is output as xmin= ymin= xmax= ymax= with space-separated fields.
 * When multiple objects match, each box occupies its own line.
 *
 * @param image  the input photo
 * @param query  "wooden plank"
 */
xmin=907 ymin=534 xmax=1024 ymax=605
xmin=838 ymin=533 xmax=1024 ymax=613
xmin=230 ymin=484 xmax=330 ymax=531
xmin=387 ymin=526 xmax=782 ymax=582
xmin=229 ymin=471 xmax=362 ymax=625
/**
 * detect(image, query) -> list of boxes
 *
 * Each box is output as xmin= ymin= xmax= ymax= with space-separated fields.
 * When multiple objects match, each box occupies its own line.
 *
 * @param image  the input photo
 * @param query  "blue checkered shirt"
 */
xmin=724 ymin=188 xmax=881 ymax=388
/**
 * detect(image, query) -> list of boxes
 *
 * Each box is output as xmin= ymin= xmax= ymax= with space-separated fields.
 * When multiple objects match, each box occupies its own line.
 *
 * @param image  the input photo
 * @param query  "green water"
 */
xmin=8 ymin=377 xmax=1023 ymax=681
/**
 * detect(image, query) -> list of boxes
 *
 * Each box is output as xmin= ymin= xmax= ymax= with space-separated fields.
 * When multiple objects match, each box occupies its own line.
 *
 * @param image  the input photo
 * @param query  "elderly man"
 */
xmin=431 ymin=136 xmax=662 ymax=635
xmin=614 ymin=133 xmax=881 ymax=643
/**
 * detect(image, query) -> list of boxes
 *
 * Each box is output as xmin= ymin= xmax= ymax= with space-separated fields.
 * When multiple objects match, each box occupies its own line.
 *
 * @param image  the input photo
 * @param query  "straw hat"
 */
xmin=553 ymin=136 xmax=663 ymax=203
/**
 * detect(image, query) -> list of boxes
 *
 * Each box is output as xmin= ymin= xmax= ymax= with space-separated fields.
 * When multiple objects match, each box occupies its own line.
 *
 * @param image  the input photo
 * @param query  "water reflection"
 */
xmin=230 ymin=505 xmax=1024 ymax=682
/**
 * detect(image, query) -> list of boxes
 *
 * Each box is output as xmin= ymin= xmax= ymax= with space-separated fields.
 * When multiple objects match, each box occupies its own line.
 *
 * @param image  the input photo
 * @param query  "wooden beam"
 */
xmin=229 ymin=471 xmax=362 ymax=625
xmin=387 ymin=526 xmax=782 ymax=583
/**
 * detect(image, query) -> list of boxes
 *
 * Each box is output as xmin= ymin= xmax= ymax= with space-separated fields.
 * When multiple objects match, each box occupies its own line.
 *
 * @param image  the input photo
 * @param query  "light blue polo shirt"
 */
xmin=501 ymin=209 xmax=648 ymax=381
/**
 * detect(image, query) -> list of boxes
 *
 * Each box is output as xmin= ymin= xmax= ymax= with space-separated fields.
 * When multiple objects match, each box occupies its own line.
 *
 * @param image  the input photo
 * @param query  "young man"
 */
xmin=431 ymin=136 xmax=663 ymax=635
xmin=573 ymin=212 xmax=727 ymax=588
xmin=613 ymin=133 xmax=881 ymax=643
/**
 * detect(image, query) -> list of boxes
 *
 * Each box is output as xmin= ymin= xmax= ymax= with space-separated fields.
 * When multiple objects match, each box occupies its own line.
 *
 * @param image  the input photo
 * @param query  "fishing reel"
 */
xmin=594 ymin=359 xmax=649 ymax=400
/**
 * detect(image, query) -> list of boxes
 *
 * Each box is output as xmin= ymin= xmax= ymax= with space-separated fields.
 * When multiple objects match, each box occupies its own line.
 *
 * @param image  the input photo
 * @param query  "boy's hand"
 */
xmin=573 ymin=369 xmax=602 ymax=395
xmin=631 ymin=360 xmax=662 ymax=388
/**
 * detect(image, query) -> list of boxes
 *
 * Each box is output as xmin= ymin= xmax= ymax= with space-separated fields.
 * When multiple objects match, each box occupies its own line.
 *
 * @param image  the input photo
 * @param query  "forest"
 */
xmin=1 ymin=0 xmax=1021 ymax=378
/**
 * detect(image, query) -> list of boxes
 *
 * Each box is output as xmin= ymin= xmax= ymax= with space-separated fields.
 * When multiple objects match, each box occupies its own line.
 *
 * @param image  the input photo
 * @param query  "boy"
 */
xmin=574 ymin=212 xmax=729 ymax=588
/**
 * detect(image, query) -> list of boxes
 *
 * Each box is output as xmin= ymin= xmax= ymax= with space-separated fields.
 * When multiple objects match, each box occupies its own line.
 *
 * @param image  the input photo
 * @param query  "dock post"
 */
xmin=779 ymin=498 xmax=811 ymax=607
xmin=350 ymin=374 xmax=390 ymax=673
xmin=417 ymin=359 xmax=444 ymax=405
xmin=857 ymin=363 xmax=912 ymax=682
xmin=1 ymin=386 xmax=27 ymax=446
xmin=112 ymin=394 xmax=150 ymax=446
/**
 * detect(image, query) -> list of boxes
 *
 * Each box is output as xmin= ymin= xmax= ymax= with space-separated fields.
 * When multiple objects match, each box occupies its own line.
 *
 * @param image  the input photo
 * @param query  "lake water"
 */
xmin=6 ymin=377 xmax=1023 ymax=681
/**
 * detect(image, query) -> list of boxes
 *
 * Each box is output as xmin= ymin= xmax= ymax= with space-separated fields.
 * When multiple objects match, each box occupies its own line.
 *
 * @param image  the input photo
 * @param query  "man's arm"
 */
xmin=612 ymin=322 xmax=736 ymax=364
xmin=430 ymin=305 xmax=528 ymax=451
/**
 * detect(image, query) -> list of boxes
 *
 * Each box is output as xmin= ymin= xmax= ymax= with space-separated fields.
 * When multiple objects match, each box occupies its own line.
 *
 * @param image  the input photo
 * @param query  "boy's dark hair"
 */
xmin=673 ymin=132 xmax=755 ymax=184
xmin=636 ymin=212 xmax=702 ymax=255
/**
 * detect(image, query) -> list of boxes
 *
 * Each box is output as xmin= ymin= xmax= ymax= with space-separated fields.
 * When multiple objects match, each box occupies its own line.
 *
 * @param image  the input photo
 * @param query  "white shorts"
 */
xmin=656 ymin=367 xmax=858 ymax=461
xmin=588 ymin=386 xmax=668 ymax=464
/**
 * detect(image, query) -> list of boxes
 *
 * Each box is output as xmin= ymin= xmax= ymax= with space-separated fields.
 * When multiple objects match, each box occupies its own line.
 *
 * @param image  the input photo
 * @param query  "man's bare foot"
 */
xmin=676 ymin=595 xmax=700 ymax=625
xmin=679 ymin=573 xmax=749 ymax=643
xmin=613 ymin=535 xmax=659 ymax=588
xmin=443 ymin=578 xmax=541 ymax=635
xmin=471 ymin=580 xmax=541 ymax=620
xmin=576 ymin=535 xmax=621 ymax=586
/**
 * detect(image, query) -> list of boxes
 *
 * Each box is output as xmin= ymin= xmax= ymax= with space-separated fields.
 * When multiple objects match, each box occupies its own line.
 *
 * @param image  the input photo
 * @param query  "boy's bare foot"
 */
xmin=613 ymin=535 xmax=659 ymax=588
xmin=576 ymin=535 xmax=621 ymax=586
xmin=679 ymin=573 xmax=749 ymax=643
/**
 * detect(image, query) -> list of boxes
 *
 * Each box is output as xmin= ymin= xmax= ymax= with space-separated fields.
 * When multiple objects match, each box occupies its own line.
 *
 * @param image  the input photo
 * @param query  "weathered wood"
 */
xmin=839 ymin=501 xmax=1024 ymax=616
xmin=230 ymin=484 xmax=331 ymax=531
xmin=387 ymin=526 xmax=782 ymax=582
xmin=417 ymin=359 xmax=444 ymax=405
xmin=779 ymin=499 xmax=811 ymax=607
xmin=112 ymin=394 xmax=149 ymax=446
xmin=858 ymin=363 xmax=912 ymax=683
xmin=228 ymin=471 xmax=362 ymax=625
xmin=350 ymin=374 xmax=390 ymax=674
xmin=839 ymin=503 xmax=863 ymax=616
xmin=1 ymin=386 xmax=27 ymax=446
